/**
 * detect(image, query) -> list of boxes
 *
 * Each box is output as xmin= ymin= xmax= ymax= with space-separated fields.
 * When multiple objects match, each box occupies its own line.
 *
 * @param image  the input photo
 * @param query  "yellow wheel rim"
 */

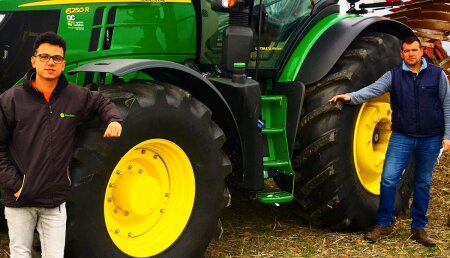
xmin=353 ymin=94 xmax=392 ymax=195
xmin=104 ymin=139 xmax=195 ymax=257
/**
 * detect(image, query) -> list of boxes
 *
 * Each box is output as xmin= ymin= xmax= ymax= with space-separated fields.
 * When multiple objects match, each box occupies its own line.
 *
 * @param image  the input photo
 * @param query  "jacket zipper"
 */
xmin=66 ymin=167 xmax=72 ymax=186
xmin=413 ymin=72 xmax=420 ymax=134
xmin=48 ymin=101 xmax=55 ymax=207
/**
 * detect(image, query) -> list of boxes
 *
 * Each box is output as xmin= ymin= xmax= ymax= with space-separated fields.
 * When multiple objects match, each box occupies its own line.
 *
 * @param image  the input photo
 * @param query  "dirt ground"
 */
xmin=0 ymin=154 xmax=448 ymax=257
xmin=0 ymin=233 xmax=8 ymax=258
xmin=206 ymin=153 xmax=450 ymax=257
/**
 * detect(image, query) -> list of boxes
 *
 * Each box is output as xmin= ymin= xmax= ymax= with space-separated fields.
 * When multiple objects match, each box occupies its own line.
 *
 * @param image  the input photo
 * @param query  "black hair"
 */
xmin=33 ymin=31 xmax=66 ymax=55
xmin=401 ymin=36 xmax=421 ymax=50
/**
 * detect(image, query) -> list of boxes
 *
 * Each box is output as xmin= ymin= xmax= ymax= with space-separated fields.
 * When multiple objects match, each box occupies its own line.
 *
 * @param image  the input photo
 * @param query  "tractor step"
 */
xmin=256 ymin=191 xmax=294 ymax=204
xmin=261 ymin=95 xmax=294 ymax=176
xmin=263 ymin=160 xmax=290 ymax=167
xmin=261 ymin=127 xmax=284 ymax=134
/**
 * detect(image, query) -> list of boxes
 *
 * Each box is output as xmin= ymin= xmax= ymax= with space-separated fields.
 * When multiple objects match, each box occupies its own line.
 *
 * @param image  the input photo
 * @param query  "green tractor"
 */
xmin=0 ymin=0 xmax=416 ymax=257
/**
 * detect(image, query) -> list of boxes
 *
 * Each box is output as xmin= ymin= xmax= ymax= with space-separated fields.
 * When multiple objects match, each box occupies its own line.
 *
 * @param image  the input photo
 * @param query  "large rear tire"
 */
xmin=292 ymin=32 xmax=414 ymax=230
xmin=65 ymin=82 xmax=231 ymax=257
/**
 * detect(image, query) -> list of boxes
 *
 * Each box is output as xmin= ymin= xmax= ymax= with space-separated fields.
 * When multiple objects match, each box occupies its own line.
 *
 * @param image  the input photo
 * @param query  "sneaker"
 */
xmin=411 ymin=228 xmax=436 ymax=247
xmin=364 ymin=225 xmax=393 ymax=243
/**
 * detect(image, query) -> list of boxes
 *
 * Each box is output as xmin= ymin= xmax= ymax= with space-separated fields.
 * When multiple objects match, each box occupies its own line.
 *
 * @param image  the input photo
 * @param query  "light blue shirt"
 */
xmin=347 ymin=59 xmax=450 ymax=139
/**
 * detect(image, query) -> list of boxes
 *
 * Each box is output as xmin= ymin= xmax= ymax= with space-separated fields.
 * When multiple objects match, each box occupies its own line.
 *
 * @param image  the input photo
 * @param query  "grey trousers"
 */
xmin=4 ymin=203 xmax=66 ymax=258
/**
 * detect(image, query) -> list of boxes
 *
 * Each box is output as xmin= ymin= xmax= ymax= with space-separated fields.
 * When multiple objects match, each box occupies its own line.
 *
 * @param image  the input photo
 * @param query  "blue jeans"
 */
xmin=376 ymin=132 xmax=442 ymax=229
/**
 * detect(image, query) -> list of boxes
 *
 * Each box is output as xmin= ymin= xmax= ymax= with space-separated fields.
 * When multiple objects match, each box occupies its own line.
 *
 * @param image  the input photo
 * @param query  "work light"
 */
xmin=222 ymin=0 xmax=236 ymax=8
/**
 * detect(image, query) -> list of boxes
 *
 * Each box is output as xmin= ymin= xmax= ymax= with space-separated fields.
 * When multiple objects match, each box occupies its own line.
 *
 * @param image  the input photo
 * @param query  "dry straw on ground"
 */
xmin=0 ymin=156 xmax=448 ymax=257
xmin=206 ymin=153 xmax=450 ymax=258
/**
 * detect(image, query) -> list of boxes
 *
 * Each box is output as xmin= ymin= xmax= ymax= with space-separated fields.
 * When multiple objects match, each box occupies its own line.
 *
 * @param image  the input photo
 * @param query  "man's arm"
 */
xmin=329 ymin=71 xmax=392 ymax=104
xmin=0 ymin=102 xmax=23 ymax=192
xmin=84 ymin=90 xmax=123 ymax=137
xmin=438 ymin=71 xmax=450 ymax=151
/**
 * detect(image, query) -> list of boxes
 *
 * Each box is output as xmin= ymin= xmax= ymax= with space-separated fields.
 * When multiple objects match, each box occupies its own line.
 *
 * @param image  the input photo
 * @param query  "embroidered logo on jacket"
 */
xmin=59 ymin=113 xmax=77 ymax=118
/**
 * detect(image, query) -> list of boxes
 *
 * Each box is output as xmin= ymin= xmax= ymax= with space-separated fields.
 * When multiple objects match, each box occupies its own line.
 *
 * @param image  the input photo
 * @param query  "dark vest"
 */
xmin=390 ymin=63 xmax=444 ymax=136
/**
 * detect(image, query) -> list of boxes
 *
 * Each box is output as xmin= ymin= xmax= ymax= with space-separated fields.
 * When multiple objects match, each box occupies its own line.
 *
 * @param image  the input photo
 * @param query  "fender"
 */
xmin=69 ymin=59 xmax=243 ymax=175
xmin=278 ymin=16 xmax=415 ymax=85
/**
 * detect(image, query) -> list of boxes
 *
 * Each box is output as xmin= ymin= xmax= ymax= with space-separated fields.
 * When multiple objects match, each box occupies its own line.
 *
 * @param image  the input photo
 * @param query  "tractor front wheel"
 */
xmin=65 ymin=82 xmax=231 ymax=257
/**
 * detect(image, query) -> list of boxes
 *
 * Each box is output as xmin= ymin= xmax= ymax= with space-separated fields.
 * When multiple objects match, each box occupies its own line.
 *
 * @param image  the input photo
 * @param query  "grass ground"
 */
xmin=206 ymin=153 xmax=450 ymax=258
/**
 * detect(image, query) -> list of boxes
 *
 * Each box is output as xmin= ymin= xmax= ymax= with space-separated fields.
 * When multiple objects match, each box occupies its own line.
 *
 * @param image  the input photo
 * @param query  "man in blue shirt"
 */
xmin=330 ymin=36 xmax=450 ymax=247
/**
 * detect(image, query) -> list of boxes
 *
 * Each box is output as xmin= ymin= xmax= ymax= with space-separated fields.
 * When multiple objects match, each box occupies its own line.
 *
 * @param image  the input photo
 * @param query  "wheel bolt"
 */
xmin=128 ymin=232 xmax=134 ymax=237
xmin=153 ymin=154 xmax=159 ymax=159
xmin=165 ymin=193 xmax=170 ymax=198
xmin=124 ymin=211 xmax=129 ymax=216
xmin=109 ymin=183 xmax=113 ymax=188
xmin=138 ymin=169 xmax=143 ymax=174
xmin=160 ymin=209 xmax=165 ymax=213
xmin=128 ymin=165 xmax=132 ymax=170
xmin=107 ymin=198 xmax=112 ymax=202
xmin=141 ymin=149 xmax=146 ymax=154
xmin=116 ymin=170 xmax=122 ymax=175
xmin=114 ymin=229 xmax=120 ymax=234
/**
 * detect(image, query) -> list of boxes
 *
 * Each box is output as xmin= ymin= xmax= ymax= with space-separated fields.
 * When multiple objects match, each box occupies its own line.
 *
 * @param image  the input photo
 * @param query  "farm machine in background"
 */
xmin=383 ymin=0 xmax=450 ymax=73
xmin=0 ymin=0 xmax=430 ymax=257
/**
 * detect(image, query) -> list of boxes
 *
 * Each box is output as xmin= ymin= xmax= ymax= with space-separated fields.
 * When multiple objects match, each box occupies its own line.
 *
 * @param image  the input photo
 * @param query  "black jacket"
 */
xmin=0 ymin=70 xmax=122 ymax=208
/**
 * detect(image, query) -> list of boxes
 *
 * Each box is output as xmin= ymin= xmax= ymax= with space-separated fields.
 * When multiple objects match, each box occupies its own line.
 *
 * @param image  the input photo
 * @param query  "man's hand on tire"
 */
xmin=443 ymin=139 xmax=450 ymax=152
xmin=329 ymin=94 xmax=351 ymax=103
xmin=104 ymin=121 xmax=122 ymax=138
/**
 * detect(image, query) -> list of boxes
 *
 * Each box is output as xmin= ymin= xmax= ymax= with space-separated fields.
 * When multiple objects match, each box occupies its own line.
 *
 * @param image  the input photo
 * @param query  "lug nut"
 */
xmin=114 ymin=229 xmax=120 ymax=234
xmin=153 ymin=154 xmax=159 ymax=159
xmin=128 ymin=232 xmax=134 ymax=237
xmin=160 ymin=209 xmax=165 ymax=213
xmin=138 ymin=169 xmax=143 ymax=174
xmin=141 ymin=149 xmax=146 ymax=154
xmin=116 ymin=170 xmax=122 ymax=175
xmin=107 ymin=198 xmax=112 ymax=202
xmin=165 ymin=193 xmax=170 ymax=198
xmin=128 ymin=165 xmax=132 ymax=170
xmin=124 ymin=211 xmax=129 ymax=216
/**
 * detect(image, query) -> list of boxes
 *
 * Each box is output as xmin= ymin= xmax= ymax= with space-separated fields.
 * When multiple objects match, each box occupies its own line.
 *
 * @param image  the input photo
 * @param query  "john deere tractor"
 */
xmin=0 ymin=0 xmax=416 ymax=257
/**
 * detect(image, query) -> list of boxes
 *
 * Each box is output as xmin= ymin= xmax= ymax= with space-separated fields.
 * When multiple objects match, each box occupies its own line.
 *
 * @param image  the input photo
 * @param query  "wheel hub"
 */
xmin=104 ymin=139 xmax=195 ymax=257
xmin=353 ymin=95 xmax=392 ymax=195
xmin=112 ymin=172 xmax=160 ymax=217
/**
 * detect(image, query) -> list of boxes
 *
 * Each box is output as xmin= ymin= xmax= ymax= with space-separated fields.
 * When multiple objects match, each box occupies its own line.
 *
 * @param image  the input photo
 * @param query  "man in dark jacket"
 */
xmin=0 ymin=32 xmax=122 ymax=257
xmin=329 ymin=36 xmax=450 ymax=247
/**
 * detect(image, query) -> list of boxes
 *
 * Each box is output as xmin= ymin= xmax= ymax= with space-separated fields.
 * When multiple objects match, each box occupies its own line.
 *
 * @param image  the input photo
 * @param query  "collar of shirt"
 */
xmin=31 ymin=78 xmax=52 ymax=103
xmin=402 ymin=57 xmax=427 ymax=73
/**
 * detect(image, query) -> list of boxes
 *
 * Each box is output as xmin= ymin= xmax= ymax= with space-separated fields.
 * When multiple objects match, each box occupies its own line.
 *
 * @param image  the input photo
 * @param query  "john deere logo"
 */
xmin=60 ymin=113 xmax=77 ymax=118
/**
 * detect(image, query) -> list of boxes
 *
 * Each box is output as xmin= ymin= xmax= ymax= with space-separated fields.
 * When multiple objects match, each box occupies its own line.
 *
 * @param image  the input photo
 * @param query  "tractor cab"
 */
xmin=202 ymin=0 xmax=339 ymax=77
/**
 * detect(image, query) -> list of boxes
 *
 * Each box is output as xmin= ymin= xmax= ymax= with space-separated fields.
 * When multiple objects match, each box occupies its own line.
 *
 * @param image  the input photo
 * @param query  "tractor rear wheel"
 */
xmin=65 ymin=81 xmax=231 ymax=257
xmin=292 ymin=32 xmax=414 ymax=230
